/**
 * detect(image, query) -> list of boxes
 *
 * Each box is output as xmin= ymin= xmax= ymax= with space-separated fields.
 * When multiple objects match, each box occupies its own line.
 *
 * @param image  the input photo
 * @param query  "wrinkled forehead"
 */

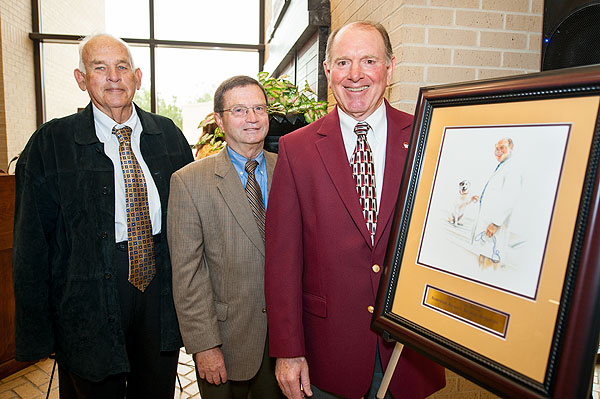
xmin=223 ymin=84 xmax=268 ymax=105
xmin=331 ymin=25 xmax=385 ymax=54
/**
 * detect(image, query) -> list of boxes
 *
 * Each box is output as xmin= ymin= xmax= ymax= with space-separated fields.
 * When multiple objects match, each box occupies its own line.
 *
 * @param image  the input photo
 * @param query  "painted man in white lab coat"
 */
xmin=472 ymin=137 xmax=523 ymax=269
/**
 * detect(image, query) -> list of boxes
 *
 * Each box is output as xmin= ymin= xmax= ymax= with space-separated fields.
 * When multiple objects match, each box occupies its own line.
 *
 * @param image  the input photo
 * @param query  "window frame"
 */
xmin=29 ymin=0 xmax=265 ymax=126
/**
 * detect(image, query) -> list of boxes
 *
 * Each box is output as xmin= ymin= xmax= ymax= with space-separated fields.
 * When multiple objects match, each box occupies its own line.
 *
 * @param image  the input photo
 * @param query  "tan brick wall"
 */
xmin=328 ymin=1 xmax=543 ymax=397
xmin=329 ymin=0 xmax=543 ymax=113
xmin=0 ymin=0 xmax=37 ymax=171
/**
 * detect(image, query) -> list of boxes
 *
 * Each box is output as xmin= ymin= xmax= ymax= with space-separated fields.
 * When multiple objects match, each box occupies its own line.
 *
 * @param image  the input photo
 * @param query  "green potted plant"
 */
xmin=194 ymin=72 xmax=328 ymax=159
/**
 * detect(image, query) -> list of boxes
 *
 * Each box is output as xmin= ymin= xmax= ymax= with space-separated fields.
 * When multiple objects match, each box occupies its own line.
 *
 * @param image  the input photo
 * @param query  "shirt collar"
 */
xmin=226 ymin=145 xmax=265 ymax=170
xmin=337 ymin=101 xmax=386 ymax=143
xmin=92 ymin=103 xmax=139 ymax=141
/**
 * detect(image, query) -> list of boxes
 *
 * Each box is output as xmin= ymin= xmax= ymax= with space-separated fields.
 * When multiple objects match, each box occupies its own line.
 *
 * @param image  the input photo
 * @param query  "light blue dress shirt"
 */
xmin=226 ymin=146 xmax=269 ymax=208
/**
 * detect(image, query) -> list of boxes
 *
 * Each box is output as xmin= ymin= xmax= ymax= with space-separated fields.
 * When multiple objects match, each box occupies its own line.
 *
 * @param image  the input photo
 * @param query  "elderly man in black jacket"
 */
xmin=12 ymin=33 xmax=193 ymax=399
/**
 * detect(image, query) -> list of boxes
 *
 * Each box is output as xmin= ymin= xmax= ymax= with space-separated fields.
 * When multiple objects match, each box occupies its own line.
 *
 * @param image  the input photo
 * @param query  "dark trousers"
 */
xmin=311 ymin=345 xmax=392 ymax=399
xmin=58 ymin=240 xmax=179 ymax=399
xmin=197 ymin=337 xmax=281 ymax=399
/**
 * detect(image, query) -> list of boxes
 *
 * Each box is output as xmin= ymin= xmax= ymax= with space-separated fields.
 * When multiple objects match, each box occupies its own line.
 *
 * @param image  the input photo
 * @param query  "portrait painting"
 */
xmin=417 ymin=124 xmax=571 ymax=299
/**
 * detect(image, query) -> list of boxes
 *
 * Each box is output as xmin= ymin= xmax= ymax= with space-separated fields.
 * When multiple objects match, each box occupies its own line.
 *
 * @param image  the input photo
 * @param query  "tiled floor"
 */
xmin=0 ymin=349 xmax=200 ymax=399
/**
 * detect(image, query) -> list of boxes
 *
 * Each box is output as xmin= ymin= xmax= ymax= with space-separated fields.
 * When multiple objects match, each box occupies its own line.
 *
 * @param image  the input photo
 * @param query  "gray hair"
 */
xmin=77 ymin=33 xmax=136 ymax=73
xmin=325 ymin=21 xmax=394 ymax=66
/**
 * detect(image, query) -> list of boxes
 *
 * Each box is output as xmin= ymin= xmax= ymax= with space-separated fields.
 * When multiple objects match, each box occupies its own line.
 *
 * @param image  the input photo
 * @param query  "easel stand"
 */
xmin=376 ymin=342 xmax=404 ymax=399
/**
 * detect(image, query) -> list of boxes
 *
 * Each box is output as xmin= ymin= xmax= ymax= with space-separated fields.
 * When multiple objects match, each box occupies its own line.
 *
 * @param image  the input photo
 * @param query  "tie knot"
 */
xmin=245 ymin=160 xmax=258 ymax=174
xmin=113 ymin=126 xmax=133 ymax=144
xmin=354 ymin=122 xmax=370 ymax=137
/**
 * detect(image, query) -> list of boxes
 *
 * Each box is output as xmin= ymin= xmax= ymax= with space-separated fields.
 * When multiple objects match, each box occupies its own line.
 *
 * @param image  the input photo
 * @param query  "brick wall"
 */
xmin=0 ymin=0 xmax=37 ymax=172
xmin=329 ymin=0 xmax=543 ymax=113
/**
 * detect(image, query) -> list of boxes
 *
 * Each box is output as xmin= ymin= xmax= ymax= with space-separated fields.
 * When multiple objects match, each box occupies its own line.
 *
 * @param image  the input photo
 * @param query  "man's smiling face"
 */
xmin=74 ymin=35 xmax=141 ymax=122
xmin=214 ymin=84 xmax=269 ymax=157
xmin=324 ymin=24 xmax=395 ymax=121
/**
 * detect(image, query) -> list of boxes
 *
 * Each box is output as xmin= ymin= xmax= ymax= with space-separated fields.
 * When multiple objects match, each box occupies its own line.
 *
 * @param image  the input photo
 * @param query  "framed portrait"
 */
xmin=373 ymin=65 xmax=600 ymax=398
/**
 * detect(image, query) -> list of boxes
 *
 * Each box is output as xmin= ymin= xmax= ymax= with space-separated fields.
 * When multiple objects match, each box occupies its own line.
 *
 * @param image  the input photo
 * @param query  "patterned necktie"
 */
xmin=351 ymin=121 xmax=377 ymax=242
xmin=245 ymin=160 xmax=266 ymax=241
xmin=113 ymin=126 xmax=156 ymax=292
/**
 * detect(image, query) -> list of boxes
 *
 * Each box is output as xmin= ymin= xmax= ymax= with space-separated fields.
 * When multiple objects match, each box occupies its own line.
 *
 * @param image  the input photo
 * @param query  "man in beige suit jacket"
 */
xmin=167 ymin=75 xmax=280 ymax=399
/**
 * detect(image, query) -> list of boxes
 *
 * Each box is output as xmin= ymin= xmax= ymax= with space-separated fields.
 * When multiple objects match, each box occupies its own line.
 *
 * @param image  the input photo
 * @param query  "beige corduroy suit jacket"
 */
xmin=167 ymin=147 xmax=277 ymax=381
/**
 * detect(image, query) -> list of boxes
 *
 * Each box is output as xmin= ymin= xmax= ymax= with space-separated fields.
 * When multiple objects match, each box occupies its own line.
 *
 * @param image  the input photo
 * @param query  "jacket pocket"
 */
xmin=215 ymin=301 xmax=228 ymax=321
xmin=302 ymin=292 xmax=327 ymax=318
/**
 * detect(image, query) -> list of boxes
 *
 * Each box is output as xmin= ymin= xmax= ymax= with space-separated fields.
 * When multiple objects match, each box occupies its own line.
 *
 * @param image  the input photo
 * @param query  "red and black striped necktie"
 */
xmin=351 ymin=121 xmax=377 ymax=242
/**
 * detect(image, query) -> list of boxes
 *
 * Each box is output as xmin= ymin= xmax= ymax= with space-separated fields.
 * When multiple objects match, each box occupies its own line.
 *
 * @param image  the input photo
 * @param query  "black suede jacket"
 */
xmin=12 ymin=103 xmax=193 ymax=381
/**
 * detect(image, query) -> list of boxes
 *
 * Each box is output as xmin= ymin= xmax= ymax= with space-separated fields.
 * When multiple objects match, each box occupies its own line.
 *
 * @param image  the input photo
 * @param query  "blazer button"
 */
xmin=100 ymin=231 xmax=108 ymax=239
xmin=104 ymin=273 xmax=112 ymax=279
xmin=262 ymin=308 xmax=267 ymax=313
xmin=372 ymin=264 xmax=380 ymax=273
xmin=368 ymin=305 xmax=374 ymax=314
xmin=102 ymin=186 xmax=109 ymax=195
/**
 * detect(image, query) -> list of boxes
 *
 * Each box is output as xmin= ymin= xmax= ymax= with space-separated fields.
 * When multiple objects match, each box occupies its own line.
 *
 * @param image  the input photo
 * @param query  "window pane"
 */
xmin=105 ymin=0 xmax=150 ymax=38
xmin=154 ymin=0 xmax=259 ymax=44
xmin=155 ymin=47 xmax=259 ymax=144
xmin=41 ymin=0 xmax=105 ymax=35
xmin=130 ymin=46 xmax=151 ymax=111
xmin=40 ymin=0 xmax=149 ymax=38
xmin=43 ymin=43 xmax=90 ymax=121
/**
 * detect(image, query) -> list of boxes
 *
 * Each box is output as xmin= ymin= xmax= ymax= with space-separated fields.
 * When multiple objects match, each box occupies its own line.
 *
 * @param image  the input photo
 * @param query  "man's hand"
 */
xmin=194 ymin=347 xmax=227 ymax=385
xmin=276 ymin=357 xmax=312 ymax=399
xmin=486 ymin=223 xmax=499 ymax=237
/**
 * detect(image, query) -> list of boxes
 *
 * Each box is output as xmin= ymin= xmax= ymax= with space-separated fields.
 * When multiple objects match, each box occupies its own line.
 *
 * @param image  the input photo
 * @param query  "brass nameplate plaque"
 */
xmin=423 ymin=285 xmax=509 ymax=337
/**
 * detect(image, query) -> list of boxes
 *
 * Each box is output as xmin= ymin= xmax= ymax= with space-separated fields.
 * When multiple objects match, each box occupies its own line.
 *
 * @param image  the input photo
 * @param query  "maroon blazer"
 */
xmin=265 ymin=101 xmax=445 ymax=398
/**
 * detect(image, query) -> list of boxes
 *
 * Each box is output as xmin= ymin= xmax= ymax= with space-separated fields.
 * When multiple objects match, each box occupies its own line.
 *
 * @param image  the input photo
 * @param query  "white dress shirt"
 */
xmin=92 ymin=104 xmax=162 ymax=242
xmin=338 ymin=102 xmax=387 ymax=211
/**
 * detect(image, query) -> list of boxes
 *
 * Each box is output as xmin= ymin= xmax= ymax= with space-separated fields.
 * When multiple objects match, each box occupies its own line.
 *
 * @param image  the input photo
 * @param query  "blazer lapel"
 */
xmin=215 ymin=149 xmax=265 ymax=255
xmin=315 ymin=109 xmax=373 ymax=246
xmin=265 ymin=150 xmax=277 ymax=190
xmin=374 ymin=101 xmax=413 ymax=247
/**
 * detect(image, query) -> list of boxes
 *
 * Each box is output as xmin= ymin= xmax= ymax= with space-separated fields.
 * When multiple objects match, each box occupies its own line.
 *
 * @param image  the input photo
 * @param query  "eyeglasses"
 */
xmin=219 ymin=105 xmax=268 ymax=118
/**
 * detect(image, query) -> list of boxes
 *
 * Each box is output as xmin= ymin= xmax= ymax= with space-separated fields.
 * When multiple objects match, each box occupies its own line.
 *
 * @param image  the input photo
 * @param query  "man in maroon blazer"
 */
xmin=264 ymin=21 xmax=446 ymax=399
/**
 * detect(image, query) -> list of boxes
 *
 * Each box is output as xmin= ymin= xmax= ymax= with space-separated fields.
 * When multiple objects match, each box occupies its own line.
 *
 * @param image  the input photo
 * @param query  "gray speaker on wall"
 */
xmin=541 ymin=0 xmax=600 ymax=71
